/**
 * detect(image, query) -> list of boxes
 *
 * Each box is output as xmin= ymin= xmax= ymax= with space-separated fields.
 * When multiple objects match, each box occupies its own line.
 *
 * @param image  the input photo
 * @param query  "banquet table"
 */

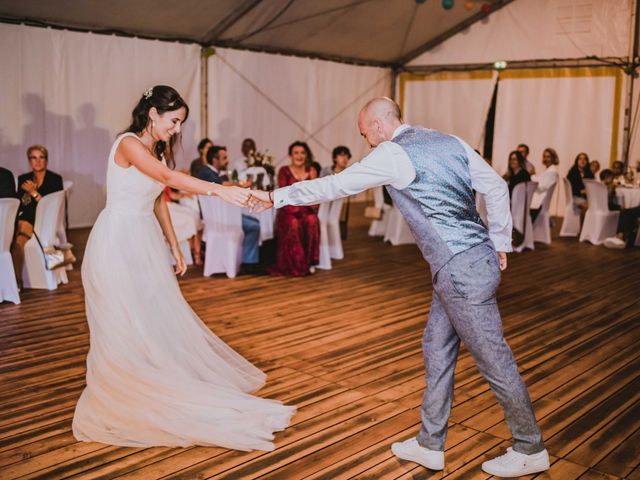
xmin=616 ymin=187 xmax=640 ymax=209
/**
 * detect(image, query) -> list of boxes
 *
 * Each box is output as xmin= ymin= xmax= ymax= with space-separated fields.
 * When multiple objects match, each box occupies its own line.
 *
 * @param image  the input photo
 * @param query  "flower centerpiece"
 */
xmin=245 ymin=150 xmax=275 ymax=189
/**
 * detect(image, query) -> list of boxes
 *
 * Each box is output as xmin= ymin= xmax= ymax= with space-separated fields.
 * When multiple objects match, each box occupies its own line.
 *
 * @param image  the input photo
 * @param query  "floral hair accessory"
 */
xmin=143 ymin=87 xmax=153 ymax=99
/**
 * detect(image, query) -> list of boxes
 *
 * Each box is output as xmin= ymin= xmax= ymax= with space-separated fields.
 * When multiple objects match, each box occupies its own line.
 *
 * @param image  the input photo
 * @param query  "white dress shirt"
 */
xmin=274 ymin=124 xmax=512 ymax=252
xmin=530 ymin=164 xmax=559 ymax=209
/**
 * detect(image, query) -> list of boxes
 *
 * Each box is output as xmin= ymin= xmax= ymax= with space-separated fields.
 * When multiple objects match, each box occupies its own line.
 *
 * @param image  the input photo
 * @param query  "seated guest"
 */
xmin=269 ymin=141 xmax=319 ymax=277
xmin=599 ymin=169 xmax=640 ymax=249
xmin=11 ymin=145 xmax=63 ymax=289
xmin=321 ymin=145 xmax=351 ymax=177
xmin=611 ymin=160 xmax=632 ymax=186
xmin=503 ymin=150 xmax=531 ymax=195
xmin=0 ymin=166 xmax=16 ymax=198
xmin=530 ymin=148 xmax=559 ymax=221
xmin=590 ymin=160 xmax=601 ymax=180
xmin=162 ymin=187 xmax=203 ymax=266
xmin=517 ymin=143 xmax=536 ymax=175
xmin=197 ymin=145 xmax=260 ymax=267
xmin=230 ymin=137 xmax=256 ymax=175
xmin=190 ymin=138 xmax=213 ymax=177
xmin=321 ymin=146 xmax=352 ymax=239
xmin=566 ymin=152 xmax=594 ymax=213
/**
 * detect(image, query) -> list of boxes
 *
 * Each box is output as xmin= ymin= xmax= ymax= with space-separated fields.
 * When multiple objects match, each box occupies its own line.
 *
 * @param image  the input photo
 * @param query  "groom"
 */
xmin=250 ymin=97 xmax=548 ymax=477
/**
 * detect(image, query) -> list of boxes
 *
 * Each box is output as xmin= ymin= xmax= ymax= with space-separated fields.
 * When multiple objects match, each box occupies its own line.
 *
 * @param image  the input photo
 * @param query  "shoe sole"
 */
xmin=481 ymin=463 xmax=549 ymax=477
xmin=391 ymin=445 xmax=444 ymax=471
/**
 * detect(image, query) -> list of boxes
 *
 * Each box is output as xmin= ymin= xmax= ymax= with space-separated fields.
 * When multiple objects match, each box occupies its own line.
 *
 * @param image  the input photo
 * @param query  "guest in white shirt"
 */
xmin=230 ymin=138 xmax=257 ymax=175
xmin=530 ymin=148 xmax=559 ymax=222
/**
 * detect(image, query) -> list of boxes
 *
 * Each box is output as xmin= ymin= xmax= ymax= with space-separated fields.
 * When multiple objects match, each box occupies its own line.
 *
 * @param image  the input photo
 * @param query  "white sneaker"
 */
xmin=391 ymin=438 xmax=444 ymax=471
xmin=482 ymin=447 xmax=549 ymax=477
xmin=603 ymin=236 xmax=626 ymax=249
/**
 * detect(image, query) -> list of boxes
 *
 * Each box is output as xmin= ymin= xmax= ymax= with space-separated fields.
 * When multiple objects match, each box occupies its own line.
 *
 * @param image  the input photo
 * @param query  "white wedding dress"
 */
xmin=73 ymin=133 xmax=294 ymax=450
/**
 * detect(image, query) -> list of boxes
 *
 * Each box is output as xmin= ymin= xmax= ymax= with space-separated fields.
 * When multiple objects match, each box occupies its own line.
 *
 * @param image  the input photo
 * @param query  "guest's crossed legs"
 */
xmin=416 ymin=243 xmax=544 ymax=455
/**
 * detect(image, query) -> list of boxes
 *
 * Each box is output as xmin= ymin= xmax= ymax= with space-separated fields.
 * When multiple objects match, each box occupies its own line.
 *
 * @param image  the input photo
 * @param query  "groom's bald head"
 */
xmin=358 ymin=97 xmax=403 ymax=148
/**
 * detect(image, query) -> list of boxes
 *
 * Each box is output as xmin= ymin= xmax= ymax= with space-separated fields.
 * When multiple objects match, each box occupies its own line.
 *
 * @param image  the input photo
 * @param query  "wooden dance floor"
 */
xmin=2 ymin=208 xmax=639 ymax=479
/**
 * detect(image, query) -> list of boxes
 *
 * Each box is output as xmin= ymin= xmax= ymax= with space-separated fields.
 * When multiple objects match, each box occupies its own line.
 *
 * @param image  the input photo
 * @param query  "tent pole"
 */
xmin=390 ymin=67 xmax=399 ymax=101
xmin=200 ymin=48 xmax=208 ymax=139
xmin=621 ymin=0 xmax=640 ymax=168
xmin=200 ymin=47 xmax=216 ymax=139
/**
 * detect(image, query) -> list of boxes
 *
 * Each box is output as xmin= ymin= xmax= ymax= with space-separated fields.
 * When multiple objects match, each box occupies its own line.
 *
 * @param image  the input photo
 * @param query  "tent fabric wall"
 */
xmin=207 ymin=47 xmax=391 ymax=171
xmin=399 ymin=71 xmax=498 ymax=150
xmin=492 ymin=67 xmax=622 ymax=216
xmin=0 ymin=23 xmax=201 ymax=228
xmin=409 ymin=0 xmax=633 ymax=66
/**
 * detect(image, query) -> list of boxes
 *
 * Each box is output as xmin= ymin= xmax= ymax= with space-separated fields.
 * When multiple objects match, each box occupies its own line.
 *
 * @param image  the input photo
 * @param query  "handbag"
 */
xmin=33 ymin=231 xmax=76 ymax=270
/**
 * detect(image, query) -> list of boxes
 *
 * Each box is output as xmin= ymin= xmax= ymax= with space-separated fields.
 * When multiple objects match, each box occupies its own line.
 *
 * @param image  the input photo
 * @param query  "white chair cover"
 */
xmin=317 ymin=198 xmax=345 ymax=271
xmin=384 ymin=205 xmax=416 ymax=246
xmin=22 ymin=191 xmax=69 ymax=290
xmin=510 ymin=182 xmax=538 ymax=252
xmin=317 ymin=202 xmax=332 ymax=270
xmin=579 ymin=179 xmax=620 ymax=245
xmin=0 ymin=198 xmax=20 ymax=304
xmin=559 ymin=177 xmax=582 ymax=237
xmin=532 ymin=181 xmax=557 ymax=245
xmin=59 ymin=181 xmax=73 ymax=270
xmin=198 ymin=195 xmax=244 ymax=278
xmin=368 ymin=187 xmax=391 ymax=237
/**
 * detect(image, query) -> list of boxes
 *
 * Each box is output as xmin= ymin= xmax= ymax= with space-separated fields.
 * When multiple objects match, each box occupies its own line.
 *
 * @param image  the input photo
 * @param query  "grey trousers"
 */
xmin=416 ymin=242 xmax=544 ymax=455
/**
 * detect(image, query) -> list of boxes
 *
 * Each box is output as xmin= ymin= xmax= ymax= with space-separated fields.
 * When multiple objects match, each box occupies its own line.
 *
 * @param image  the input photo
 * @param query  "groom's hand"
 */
xmin=248 ymin=190 xmax=274 ymax=213
xmin=497 ymin=251 xmax=507 ymax=271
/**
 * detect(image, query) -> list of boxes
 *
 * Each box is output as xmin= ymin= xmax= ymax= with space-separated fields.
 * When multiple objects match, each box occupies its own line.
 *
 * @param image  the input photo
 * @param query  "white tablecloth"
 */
xmin=616 ymin=187 xmax=640 ymax=209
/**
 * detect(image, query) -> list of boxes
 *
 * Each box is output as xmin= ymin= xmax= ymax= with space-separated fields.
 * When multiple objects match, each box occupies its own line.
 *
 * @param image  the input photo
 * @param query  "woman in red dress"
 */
xmin=269 ymin=141 xmax=320 ymax=276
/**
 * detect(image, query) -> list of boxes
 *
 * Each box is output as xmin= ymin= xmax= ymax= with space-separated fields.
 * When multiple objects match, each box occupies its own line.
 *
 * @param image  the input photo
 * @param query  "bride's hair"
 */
xmin=123 ymin=85 xmax=189 ymax=168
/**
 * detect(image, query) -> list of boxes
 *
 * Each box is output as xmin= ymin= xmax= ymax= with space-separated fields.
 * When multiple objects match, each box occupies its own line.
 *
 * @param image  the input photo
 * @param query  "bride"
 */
xmin=72 ymin=85 xmax=295 ymax=451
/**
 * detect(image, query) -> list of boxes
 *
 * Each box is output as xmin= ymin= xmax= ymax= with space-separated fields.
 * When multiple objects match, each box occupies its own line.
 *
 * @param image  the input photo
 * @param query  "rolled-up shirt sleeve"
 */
xmin=274 ymin=142 xmax=415 ymax=208
xmin=454 ymin=137 xmax=513 ymax=252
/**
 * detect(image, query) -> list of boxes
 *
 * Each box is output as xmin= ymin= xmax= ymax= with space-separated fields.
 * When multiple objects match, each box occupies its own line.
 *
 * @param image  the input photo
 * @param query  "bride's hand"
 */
xmin=247 ymin=190 xmax=273 ymax=213
xmin=171 ymin=244 xmax=187 ymax=276
xmin=217 ymin=185 xmax=251 ymax=207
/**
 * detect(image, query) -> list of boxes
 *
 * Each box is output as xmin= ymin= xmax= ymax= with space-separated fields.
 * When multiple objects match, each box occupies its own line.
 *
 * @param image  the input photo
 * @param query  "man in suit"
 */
xmin=0 ymin=167 xmax=16 ymax=198
xmin=197 ymin=146 xmax=260 ymax=267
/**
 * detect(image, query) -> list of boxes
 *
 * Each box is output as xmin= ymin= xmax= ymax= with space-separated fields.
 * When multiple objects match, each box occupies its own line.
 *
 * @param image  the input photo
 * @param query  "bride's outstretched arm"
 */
xmin=117 ymin=137 xmax=250 ymax=207
xmin=153 ymin=195 xmax=187 ymax=276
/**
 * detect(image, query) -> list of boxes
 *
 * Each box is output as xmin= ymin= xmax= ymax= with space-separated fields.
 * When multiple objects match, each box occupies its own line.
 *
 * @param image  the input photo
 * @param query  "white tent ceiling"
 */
xmin=0 ymin=0 xmax=513 ymax=66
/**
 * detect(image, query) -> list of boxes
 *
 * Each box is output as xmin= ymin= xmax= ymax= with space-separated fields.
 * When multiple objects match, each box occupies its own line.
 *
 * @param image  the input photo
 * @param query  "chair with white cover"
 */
xmin=579 ymin=179 xmax=620 ymax=245
xmin=0 ymin=198 xmax=20 ymax=303
xmin=384 ymin=205 xmax=416 ymax=246
xmin=368 ymin=187 xmax=391 ymax=237
xmin=510 ymin=182 xmax=537 ymax=252
xmin=59 ymin=180 xmax=73 ymax=269
xmin=317 ymin=198 xmax=345 ymax=270
xmin=559 ymin=177 xmax=581 ymax=237
xmin=532 ymin=181 xmax=557 ymax=245
xmin=22 ymin=191 xmax=69 ymax=290
xmin=198 ymin=195 xmax=244 ymax=278
xmin=317 ymin=202 xmax=332 ymax=270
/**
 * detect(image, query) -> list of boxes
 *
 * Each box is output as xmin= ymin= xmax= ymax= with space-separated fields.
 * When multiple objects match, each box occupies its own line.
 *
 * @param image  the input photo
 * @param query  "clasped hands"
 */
xmin=219 ymin=186 xmax=273 ymax=212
